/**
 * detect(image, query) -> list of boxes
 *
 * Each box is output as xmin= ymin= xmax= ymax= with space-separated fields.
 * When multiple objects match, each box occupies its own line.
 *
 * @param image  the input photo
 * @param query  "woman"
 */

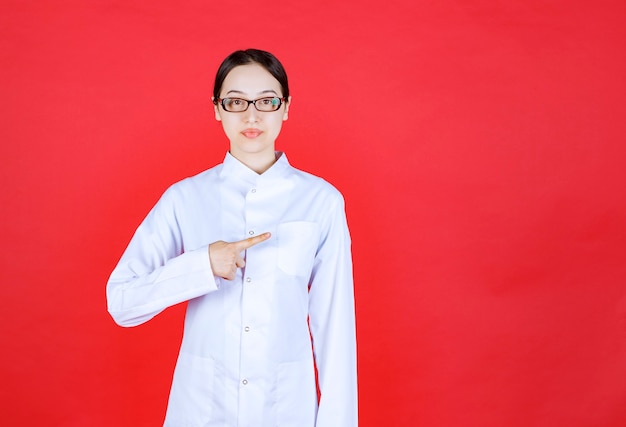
xmin=107 ymin=49 xmax=358 ymax=427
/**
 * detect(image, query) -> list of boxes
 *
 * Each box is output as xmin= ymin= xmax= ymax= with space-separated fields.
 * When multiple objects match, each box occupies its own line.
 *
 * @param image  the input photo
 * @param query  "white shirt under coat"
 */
xmin=107 ymin=152 xmax=358 ymax=427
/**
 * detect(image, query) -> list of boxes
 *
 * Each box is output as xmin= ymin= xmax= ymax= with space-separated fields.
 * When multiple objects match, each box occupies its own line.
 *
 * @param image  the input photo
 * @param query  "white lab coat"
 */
xmin=107 ymin=152 xmax=357 ymax=427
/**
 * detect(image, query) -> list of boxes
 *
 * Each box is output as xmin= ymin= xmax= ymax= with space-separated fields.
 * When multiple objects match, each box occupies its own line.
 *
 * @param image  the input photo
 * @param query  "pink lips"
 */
xmin=242 ymin=128 xmax=262 ymax=138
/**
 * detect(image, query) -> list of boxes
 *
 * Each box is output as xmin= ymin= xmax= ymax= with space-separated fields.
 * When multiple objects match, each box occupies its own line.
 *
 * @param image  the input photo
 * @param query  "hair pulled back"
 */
xmin=213 ymin=49 xmax=289 ymax=100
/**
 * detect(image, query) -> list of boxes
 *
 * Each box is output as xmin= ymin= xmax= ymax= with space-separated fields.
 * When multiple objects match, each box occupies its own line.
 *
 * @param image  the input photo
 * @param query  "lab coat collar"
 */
xmin=220 ymin=151 xmax=291 ymax=183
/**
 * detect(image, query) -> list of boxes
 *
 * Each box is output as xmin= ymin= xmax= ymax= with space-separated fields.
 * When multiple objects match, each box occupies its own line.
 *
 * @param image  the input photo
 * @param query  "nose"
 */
xmin=243 ymin=105 xmax=260 ymax=123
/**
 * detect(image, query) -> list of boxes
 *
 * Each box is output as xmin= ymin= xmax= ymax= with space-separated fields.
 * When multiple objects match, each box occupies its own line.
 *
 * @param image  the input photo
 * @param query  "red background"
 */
xmin=2 ymin=1 xmax=626 ymax=426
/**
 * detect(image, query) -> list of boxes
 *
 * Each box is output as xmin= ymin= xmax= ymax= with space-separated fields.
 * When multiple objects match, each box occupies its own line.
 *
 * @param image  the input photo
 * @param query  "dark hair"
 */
xmin=212 ymin=49 xmax=289 ymax=101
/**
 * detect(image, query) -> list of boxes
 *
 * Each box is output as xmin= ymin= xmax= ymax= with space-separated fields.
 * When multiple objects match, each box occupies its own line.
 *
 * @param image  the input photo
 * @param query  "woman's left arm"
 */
xmin=308 ymin=193 xmax=358 ymax=427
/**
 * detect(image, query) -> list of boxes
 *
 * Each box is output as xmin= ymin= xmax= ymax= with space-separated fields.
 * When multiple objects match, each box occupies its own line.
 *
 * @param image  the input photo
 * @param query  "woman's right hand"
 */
xmin=208 ymin=233 xmax=271 ymax=280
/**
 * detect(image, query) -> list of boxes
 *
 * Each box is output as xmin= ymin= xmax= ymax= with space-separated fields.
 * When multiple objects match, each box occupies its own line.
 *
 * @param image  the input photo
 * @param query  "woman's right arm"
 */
xmin=106 ymin=189 xmax=219 ymax=327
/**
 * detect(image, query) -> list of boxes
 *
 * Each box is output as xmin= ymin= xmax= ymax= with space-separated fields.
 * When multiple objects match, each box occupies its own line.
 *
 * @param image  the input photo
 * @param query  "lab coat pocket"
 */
xmin=275 ymin=360 xmax=318 ymax=426
xmin=277 ymin=221 xmax=319 ymax=277
xmin=165 ymin=352 xmax=216 ymax=426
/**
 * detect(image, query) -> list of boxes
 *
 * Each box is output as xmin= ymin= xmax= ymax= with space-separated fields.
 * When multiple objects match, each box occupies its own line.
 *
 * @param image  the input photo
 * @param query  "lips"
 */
xmin=242 ymin=128 xmax=262 ymax=138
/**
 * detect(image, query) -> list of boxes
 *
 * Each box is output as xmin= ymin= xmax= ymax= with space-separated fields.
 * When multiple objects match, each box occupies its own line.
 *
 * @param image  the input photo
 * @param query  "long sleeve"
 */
xmin=106 ymin=187 xmax=219 ymax=327
xmin=308 ymin=195 xmax=358 ymax=427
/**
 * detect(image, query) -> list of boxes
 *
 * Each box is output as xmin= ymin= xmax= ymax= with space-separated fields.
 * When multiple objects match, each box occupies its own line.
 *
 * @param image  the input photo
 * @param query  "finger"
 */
xmin=224 ymin=265 xmax=237 ymax=281
xmin=234 ymin=232 xmax=271 ymax=251
xmin=235 ymin=256 xmax=245 ymax=268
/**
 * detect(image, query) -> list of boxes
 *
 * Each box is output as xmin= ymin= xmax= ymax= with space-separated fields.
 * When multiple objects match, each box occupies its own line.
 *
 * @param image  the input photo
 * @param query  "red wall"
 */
xmin=2 ymin=1 xmax=626 ymax=426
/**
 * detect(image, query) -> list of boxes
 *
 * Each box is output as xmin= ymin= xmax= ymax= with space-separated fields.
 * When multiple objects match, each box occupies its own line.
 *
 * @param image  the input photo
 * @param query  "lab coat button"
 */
xmin=242 ymin=379 xmax=248 ymax=385
xmin=244 ymin=326 xmax=250 ymax=332
xmin=248 ymin=230 xmax=254 ymax=235
xmin=251 ymin=188 xmax=257 ymax=193
xmin=246 ymin=277 xmax=252 ymax=283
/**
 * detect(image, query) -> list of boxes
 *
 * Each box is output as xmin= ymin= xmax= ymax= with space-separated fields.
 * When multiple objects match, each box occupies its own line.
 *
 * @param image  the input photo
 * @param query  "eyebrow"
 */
xmin=224 ymin=89 xmax=279 ymax=97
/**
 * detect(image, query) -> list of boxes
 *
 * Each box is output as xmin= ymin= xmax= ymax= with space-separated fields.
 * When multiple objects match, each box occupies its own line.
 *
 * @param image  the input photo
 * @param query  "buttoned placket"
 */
xmin=237 ymin=182 xmax=262 ymax=427
xmin=216 ymin=153 xmax=313 ymax=426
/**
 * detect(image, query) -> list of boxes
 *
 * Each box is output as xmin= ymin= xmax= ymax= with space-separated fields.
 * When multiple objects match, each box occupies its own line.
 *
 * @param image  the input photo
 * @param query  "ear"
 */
xmin=283 ymin=96 xmax=291 ymax=121
xmin=212 ymin=97 xmax=222 ymax=121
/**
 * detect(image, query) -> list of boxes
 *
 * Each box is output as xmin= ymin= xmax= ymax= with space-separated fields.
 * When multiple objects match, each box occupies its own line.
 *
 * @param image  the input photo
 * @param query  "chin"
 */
xmin=235 ymin=141 xmax=274 ymax=154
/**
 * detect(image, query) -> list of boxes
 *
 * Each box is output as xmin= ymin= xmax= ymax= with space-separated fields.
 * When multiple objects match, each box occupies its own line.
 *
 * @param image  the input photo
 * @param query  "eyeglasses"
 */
xmin=215 ymin=96 xmax=286 ymax=112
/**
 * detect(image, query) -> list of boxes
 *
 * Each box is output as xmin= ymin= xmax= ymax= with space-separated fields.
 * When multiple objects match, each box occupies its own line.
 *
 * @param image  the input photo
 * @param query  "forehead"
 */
xmin=221 ymin=63 xmax=282 ymax=96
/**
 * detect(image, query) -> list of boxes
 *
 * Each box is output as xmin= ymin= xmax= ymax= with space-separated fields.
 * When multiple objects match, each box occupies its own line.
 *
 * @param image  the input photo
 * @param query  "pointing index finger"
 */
xmin=234 ymin=232 xmax=271 ymax=251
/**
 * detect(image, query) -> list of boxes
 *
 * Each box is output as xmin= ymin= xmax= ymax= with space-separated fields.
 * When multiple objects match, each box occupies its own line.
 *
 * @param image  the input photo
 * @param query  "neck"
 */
xmin=229 ymin=149 xmax=277 ymax=174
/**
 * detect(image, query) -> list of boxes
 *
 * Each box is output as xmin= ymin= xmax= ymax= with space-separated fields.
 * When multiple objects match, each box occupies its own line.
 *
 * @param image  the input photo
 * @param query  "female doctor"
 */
xmin=107 ymin=49 xmax=358 ymax=427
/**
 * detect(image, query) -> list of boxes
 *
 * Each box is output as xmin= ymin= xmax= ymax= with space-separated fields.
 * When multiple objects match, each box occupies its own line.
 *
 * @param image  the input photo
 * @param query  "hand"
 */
xmin=208 ymin=233 xmax=271 ymax=281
